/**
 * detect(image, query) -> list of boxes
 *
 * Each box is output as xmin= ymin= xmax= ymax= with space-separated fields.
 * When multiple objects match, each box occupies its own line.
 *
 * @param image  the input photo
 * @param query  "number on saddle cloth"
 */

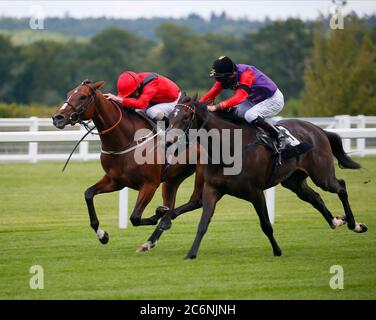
xmin=256 ymin=124 xmax=312 ymax=162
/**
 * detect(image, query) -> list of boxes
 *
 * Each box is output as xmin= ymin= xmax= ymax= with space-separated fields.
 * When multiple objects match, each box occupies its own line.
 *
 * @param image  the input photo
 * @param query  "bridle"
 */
xmin=65 ymin=82 xmax=122 ymax=135
xmin=172 ymin=103 xmax=196 ymax=136
xmin=61 ymin=82 xmax=123 ymax=171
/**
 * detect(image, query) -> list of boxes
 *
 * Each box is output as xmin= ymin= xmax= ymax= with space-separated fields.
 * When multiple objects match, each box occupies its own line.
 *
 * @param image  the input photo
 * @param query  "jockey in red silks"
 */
xmin=104 ymin=71 xmax=181 ymax=127
xmin=200 ymin=56 xmax=293 ymax=150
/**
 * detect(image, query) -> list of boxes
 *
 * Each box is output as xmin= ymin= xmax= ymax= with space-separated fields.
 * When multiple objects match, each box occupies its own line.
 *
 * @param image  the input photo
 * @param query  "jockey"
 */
xmin=200 ymin=56 xmax=291 ymax=151
xmin=104 ymin=71 xmax=181 ymax=127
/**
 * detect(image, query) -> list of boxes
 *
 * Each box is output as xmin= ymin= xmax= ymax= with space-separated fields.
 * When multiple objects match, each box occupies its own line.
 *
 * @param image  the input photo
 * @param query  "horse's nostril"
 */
xmin=52 ymin=114 xmax=67 ymax=128
xmin=54 ymin=114 xmax=65 ymax=121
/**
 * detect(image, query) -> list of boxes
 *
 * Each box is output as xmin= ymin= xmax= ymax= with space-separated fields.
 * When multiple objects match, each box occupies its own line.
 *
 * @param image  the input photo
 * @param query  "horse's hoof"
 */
xmin=360 ymin=224 xmax=368 ymax=232
xmin=98 ymin=231 xmax=109 ymax=244
xmin=331 ymin=216 xmax=347 ymax=229
xmin=353 ymin=223 xmax=368 ymax=233
xmin=273 ymin=249 xmax=282 ymax=256
xmin=136 ymin=241 xmax=156 ymax=253
xmin=184 ymin=253 xmax=197 ymax=260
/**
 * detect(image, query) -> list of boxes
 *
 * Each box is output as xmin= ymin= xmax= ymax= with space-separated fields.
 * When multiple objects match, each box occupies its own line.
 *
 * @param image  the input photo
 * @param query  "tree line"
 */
xmin=0 ymin=15 xmax=375 ymax=116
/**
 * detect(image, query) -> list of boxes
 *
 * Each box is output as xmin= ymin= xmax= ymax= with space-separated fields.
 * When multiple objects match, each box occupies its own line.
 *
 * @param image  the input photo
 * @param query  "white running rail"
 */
xmin=1 ymin=115 xmax=375 ymax=227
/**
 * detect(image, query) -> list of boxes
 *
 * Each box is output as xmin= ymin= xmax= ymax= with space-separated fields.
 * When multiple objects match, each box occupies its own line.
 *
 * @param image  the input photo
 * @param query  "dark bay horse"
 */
xmin=157 ymin=95 xmax=367 ymax=259
xmin=52 ymin=80 xmax=203 ymax=247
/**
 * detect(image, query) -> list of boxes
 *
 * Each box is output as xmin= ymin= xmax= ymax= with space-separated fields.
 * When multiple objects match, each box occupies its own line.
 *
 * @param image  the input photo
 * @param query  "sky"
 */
xmin=0 ymin=1 xmax=375 ymax=21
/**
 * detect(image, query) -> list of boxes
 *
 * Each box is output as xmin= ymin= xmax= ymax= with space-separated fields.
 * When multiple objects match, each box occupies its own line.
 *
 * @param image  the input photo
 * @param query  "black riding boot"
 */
xmin=250 ymin=116 xmax=285 ymax=151
xmin=251 ymin=116 xmax=280 ymax=138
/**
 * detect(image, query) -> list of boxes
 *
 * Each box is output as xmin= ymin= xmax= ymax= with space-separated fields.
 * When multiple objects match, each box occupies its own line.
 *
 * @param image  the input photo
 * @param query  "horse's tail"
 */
xmin=324 ymin=130 xmax=361 ymax=169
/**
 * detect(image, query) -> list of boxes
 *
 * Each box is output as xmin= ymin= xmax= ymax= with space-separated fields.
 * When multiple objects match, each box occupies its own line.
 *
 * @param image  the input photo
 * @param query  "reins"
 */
xmin=98 ymin=100 xmax=123 ymax=135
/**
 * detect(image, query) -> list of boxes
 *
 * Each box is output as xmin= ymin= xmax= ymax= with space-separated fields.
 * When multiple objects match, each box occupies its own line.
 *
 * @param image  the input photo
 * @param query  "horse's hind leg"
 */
xmin=251 ymin=189 xmax=282 ymax=256
xmin=141 ymin=181 xmax=181 ymax=227
xmin=129 ymin=183 xmax=159 ymax=226
xmin=281 ymin=171 xmax=342 ymax=229
xmin=323 ymin=178 xmax=367 ymax=233
xmin=85 ymin=174 xmax=121 ymax=244
xmin=308 ymin=162 xmax=367 ymax=233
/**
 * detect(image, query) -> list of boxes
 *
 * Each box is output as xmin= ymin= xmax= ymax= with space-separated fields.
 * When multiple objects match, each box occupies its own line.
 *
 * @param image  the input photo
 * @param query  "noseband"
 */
xmin=174 ymin=103 xmax=196 ymax=135
xmin=64 ymin=84 xmax=96 ymax=126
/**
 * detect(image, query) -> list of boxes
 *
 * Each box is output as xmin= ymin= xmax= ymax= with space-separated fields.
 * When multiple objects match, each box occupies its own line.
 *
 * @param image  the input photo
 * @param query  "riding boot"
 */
xmin=250 ymin=116 xmax=286 ymax=151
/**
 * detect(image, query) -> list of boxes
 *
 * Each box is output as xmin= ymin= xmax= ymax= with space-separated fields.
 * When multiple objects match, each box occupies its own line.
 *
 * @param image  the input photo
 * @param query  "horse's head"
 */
xmin=52 ymin=80 xmax=105 ymax=129
xmin=166 ymin=93 xmax=200 ymax=146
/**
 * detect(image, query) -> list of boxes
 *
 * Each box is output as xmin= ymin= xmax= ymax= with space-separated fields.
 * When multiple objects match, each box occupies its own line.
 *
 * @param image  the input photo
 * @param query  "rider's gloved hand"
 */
xmin=103 ymin=93 xmax=123 ymax=104
xmin=207 ymin=104 xmax=222 ymax=112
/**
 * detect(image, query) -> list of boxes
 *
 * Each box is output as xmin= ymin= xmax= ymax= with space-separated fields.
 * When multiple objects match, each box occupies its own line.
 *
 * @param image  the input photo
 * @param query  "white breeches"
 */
xmin=234 ymin=89 xmax=284 ymax=123
xmin=146 ymin=92 xmax=181 ymax=120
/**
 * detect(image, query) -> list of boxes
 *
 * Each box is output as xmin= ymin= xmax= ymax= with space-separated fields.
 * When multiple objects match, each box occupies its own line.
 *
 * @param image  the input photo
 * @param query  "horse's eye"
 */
xmin=79 ymin=95 xmax=87 ymax=100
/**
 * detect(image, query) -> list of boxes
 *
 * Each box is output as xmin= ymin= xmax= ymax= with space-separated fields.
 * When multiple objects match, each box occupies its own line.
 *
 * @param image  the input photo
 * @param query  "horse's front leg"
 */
xmin=136 ymin=180 xmax=184 ymax=252
xmin=185 ymin=183 xmax=222 ymax=259
xmin=137 ymin=165 xmax=204 ymax=252
xmin=85 ymin=174 xmax=120 ymax=244
xmin=129 ymin=183 xmax=159 ymax=226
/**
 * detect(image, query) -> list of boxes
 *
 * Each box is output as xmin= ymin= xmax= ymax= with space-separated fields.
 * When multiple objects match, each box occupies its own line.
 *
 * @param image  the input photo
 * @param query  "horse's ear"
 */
xmin=93 ymin=81 xmax=105 ymax=89
xmin=192 ymin=92 xmax=198 ymax=102
xmin=179 ymin=91 xmax=187 ymax=103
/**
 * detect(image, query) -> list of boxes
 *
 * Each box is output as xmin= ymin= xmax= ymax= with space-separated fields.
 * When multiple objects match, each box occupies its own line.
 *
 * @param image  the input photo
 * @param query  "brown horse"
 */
xmin=52 ymin=80 xmax=203 ymax=247
xmin=156 ymin=95 xmax=367 ymax=259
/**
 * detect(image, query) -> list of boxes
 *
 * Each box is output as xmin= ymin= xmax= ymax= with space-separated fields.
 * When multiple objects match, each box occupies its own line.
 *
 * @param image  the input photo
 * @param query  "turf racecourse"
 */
xmin=0 ymin=157 xmax=375 ymax=300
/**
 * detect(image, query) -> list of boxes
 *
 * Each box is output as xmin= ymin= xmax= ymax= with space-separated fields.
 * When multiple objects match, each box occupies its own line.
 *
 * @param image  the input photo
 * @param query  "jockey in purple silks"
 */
xmin=201 ymin=56 xmax=298 ymax=151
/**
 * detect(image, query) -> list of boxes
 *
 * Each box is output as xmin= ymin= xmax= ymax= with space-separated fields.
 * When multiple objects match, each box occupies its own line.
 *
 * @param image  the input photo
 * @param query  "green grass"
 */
xmin=0 ymin=158 xmax=376 ymax=299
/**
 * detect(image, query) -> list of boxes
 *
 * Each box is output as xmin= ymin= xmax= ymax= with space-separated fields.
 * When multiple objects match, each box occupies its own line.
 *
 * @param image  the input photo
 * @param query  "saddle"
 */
xmin=131 ymin=109 xmax=171 ymax=181
xmin=255 ymin=125 xmax=312 ymax=163
xmin=134 ymin=110 xmax=159 ymax=133
xmin=214 ymin=110 xmax=312 ymax=161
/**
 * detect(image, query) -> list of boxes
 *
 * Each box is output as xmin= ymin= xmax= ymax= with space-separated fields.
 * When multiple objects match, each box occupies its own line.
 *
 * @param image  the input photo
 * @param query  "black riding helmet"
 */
xmin=209 ymin=56 xmax=237 ymax=87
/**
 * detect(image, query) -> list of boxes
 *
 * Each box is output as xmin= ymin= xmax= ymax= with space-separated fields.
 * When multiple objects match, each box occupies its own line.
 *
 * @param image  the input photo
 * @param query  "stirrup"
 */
xmin=272 ymin=141 xmax=282 ymax=165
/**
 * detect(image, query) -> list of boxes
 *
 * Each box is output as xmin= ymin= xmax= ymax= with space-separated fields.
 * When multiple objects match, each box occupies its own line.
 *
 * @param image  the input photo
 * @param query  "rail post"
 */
xmin=119 ymin=187 xmax=128 ymax=229
xmin=79 ymin=125 xmax=89 ymax=161
xmin=29 ymin=117 xmax=38 ymax=163
xmin=335 ymin=115 xmax=351 ymax=153
xmin=357 ymin=115 xmax=366 ymax=157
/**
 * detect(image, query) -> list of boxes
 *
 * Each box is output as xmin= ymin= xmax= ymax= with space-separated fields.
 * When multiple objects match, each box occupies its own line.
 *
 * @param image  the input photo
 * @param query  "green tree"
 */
xmin=79 ymin=28 xmax=154 ymax=91
xmin=0 ymin=35 xmax=19 ymax=102
xmin=302 ymin=16 xmax=376 ymax=116
xmin=244 ymin=18 xmax=312 ymax=100
xmin=12 ymin=40 xmax=73 ymax=105
xmin=155 ymin=23 xmax=217 ymax=91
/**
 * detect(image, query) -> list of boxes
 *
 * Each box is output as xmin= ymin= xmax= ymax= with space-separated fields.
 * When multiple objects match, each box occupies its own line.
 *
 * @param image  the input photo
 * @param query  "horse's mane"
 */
xmin=180 ymin=95 xmax=250 ymax=128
